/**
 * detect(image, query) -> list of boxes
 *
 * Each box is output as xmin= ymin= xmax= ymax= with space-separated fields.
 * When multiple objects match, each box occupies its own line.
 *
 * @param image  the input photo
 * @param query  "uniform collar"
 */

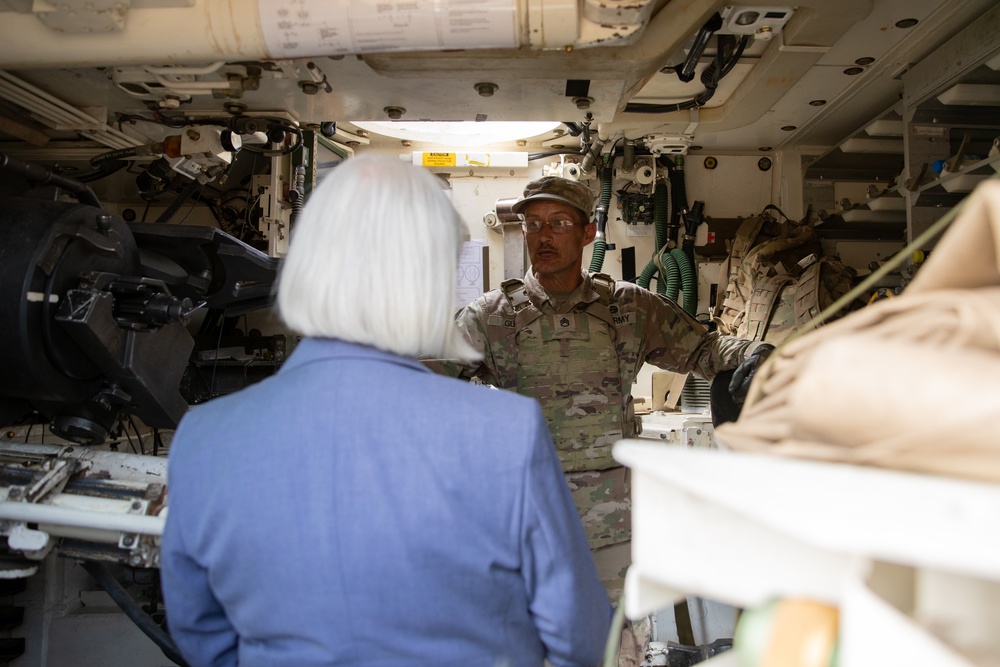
xmin=524 ymin=270 xmax=602 ymax=308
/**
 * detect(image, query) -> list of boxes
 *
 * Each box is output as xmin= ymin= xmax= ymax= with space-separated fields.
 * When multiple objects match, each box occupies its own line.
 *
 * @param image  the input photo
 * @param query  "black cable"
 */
xmin=140 ymin=197 xmax=153 ymax=223
xmin=82 ymin=562 xmax=188 ymax=667
xmin=119 ymin=417 xmax=138 ymax=454
xmin=527 ymin=149 xmax=583 ymax=161
xmin=561 ymin=122 xmax=584 ymax=137
xmin=241 ymin=124 xmax=302 ymax=157
xmin=0 ymin=151 xmax=101 ymax=207
xmin=126 ymin=415 xmax=146 ymax=455
xmin=172 ymin=180 xmax=207 ymax=226
xmin=76 ymin=160 xmax=129 ymax=183
xmin=208 ymin=315 xmax=226 ymax=399
xmin=676 ymin=13 xmax=723 ymax=83
xmin=154 ymin=177 xmax=202 ymax=224
xmin=625 ymin=35 xmax=749 ymax=114
xmin=91 ymin=147 xmax=141 ymax=167
xmin=605 ymin=137 xmax=623 ymax=163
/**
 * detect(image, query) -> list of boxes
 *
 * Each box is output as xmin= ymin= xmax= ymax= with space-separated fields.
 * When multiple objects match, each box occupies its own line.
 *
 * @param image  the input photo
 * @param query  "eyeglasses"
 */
xmin=521 ymin=218 xmax=580 ymax=234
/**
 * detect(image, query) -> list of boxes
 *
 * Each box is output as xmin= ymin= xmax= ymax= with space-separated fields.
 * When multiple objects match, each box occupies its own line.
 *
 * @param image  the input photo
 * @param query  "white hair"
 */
xmin=277 ymin=153 xmax=479 ymax=362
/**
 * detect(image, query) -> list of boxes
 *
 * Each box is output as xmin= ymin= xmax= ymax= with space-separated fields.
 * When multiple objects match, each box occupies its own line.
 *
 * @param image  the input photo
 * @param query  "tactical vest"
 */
xmin=712 ymin=206 xmax=790 ymax=335
xmin=742 ymin=257 xmax=823 ymax=342
xmin=487 ymin=274 xmax=633 ymax=472
xmin=713 ymin=208 xmax=856 ymax=344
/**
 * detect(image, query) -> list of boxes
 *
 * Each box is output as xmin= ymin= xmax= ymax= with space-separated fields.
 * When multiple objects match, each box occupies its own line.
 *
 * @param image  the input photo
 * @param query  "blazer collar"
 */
xmin=281 ymin=338 xmax=430 ymax=375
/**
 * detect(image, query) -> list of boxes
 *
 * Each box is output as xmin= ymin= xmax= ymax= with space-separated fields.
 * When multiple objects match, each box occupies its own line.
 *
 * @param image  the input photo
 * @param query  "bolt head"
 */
xmin=383 ymin=106 xmax=406 ymax=120
xmin=474 ymin=82 xmax=498 ymax=97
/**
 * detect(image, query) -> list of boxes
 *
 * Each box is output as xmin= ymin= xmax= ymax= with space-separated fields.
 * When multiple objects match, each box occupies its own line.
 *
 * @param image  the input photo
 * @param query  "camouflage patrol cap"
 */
xmin=511 ymin=176 xmax=595 ymax=220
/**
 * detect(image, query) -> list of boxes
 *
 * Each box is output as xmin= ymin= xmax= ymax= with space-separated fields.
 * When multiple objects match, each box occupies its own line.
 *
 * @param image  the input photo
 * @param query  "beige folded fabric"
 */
xmin=908 ymin=181 xmax=1000 ymax=293
xmin=718 ymin=181 xmax=1000 ymax=483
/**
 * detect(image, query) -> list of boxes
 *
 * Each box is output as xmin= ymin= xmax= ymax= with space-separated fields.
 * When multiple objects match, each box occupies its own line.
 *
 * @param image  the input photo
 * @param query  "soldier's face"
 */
xmin=522 ymin=200 xmax=596 ymax=291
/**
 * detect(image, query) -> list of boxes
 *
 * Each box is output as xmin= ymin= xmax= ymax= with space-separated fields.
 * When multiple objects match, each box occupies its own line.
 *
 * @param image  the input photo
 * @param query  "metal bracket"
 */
xmin=643 ymin=134 xmax=693 ymax=156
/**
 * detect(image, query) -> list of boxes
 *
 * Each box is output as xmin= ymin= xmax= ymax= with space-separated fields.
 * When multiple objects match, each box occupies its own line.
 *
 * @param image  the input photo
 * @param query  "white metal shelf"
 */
xmin=614 ymin=442 xmax=1000 ymax=667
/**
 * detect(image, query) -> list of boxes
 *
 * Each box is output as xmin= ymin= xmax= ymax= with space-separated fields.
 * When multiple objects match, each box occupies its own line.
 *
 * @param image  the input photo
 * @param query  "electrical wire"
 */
xmin=625 ymin=35 xmax=749 ymax=114
xmin=528 ymin=149 xmax=581 ymax=161
xmin=0 ymin=151 xmax=102 ymax=207
xmin=81 ymin=562 xmax=188 ymax=667
xmin=240 ymin=124 xmax=302 ymax=157
xmin=172 ymin=180 xmax=208 ymax=226
xmin=154 ymin=177 xmax=203 ymax=224
xmin=208 ymin=314 xmax=226 ymax=400
xmin=126 ymin=415 xmax=146 ymax=455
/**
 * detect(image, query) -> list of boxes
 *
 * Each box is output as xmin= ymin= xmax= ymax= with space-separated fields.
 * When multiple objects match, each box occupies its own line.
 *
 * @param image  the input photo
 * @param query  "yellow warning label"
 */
xmin=422 ymin=152 xmax=456 ymax=167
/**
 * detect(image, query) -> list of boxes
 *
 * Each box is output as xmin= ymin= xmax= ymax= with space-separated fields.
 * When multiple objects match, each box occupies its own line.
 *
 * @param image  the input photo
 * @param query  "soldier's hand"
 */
xmin=728 ymin=343 xmax=775 ymax=404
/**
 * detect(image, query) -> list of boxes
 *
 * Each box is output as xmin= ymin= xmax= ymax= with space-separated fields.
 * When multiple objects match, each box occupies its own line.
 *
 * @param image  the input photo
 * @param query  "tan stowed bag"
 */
xmin=717 ymin=181 xmax=1000 ymax=483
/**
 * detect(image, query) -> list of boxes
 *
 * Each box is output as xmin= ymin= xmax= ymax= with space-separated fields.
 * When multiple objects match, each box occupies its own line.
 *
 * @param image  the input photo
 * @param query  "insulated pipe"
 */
xmin=676 ymin=13 xmax=722 ymax=83
xmin=622 ymin=140 xmax=636 ymax=172
xmin=581 ymin=138 xmax=607 ymax=174
xmin=637 ymin=180 xmax=671 ymax=292
xmin=676 ymin=199 xmax=703 ymax=315
xmin=289 ymin=164 xmax=306 ymax=228
xmin=637 ymin=260 xmax=658 ymax=290
xmin=654 ymin=248 xmax=680 ymax=300
xmin=589 ymin=234 xmax=607 ymax=274
xmin=0 ymin=500 xmax=165 ymax=536
xmin=0 ymin=72 xmax=141 ymax=149
xmin=0 ymin=2 xmax=267 ymax=68
xmin=653 ymin=178 xmax=669 ymax=252
xmin=671 ymin=247 xmax=697 ymax=314
xmin=589 ymin=166 xmax=614 ymax=273
xmin=0 ymin=71 xmax=103 ymax=127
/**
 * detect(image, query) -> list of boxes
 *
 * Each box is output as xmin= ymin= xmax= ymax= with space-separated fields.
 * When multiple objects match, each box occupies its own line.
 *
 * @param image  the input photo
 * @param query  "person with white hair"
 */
xmin=161 ymin=153 xmax=612 ymax=667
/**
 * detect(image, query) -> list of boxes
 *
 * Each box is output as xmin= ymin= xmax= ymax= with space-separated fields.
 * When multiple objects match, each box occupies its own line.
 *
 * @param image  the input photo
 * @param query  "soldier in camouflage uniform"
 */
xmin=445 ymin=176 xmax=772 ymax=663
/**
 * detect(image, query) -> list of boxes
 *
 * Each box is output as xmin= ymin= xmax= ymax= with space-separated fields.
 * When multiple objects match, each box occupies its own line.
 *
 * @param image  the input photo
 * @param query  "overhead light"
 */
xmin=350 ymin=121 xmax=563 ymax=148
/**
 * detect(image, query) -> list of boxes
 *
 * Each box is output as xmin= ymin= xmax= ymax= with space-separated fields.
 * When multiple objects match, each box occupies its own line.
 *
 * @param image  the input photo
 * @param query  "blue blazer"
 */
xmin=162 ymin=338 xmax=612 ymax=667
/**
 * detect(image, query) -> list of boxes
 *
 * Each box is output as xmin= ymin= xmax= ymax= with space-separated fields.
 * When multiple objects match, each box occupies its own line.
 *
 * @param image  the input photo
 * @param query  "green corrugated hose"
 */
xmin=671 ymin=247 xmax=697 ymax=314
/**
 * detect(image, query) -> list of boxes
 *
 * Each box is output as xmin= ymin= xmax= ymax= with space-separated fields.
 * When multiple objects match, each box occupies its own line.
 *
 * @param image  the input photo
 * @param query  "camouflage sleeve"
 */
xmin=689 ymin=332 xmax=764 ymax=382
xmin=422 ymin=299 xmax=496 ymax=383
xmin=628 ymin=286 xmax=762 ymax=382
